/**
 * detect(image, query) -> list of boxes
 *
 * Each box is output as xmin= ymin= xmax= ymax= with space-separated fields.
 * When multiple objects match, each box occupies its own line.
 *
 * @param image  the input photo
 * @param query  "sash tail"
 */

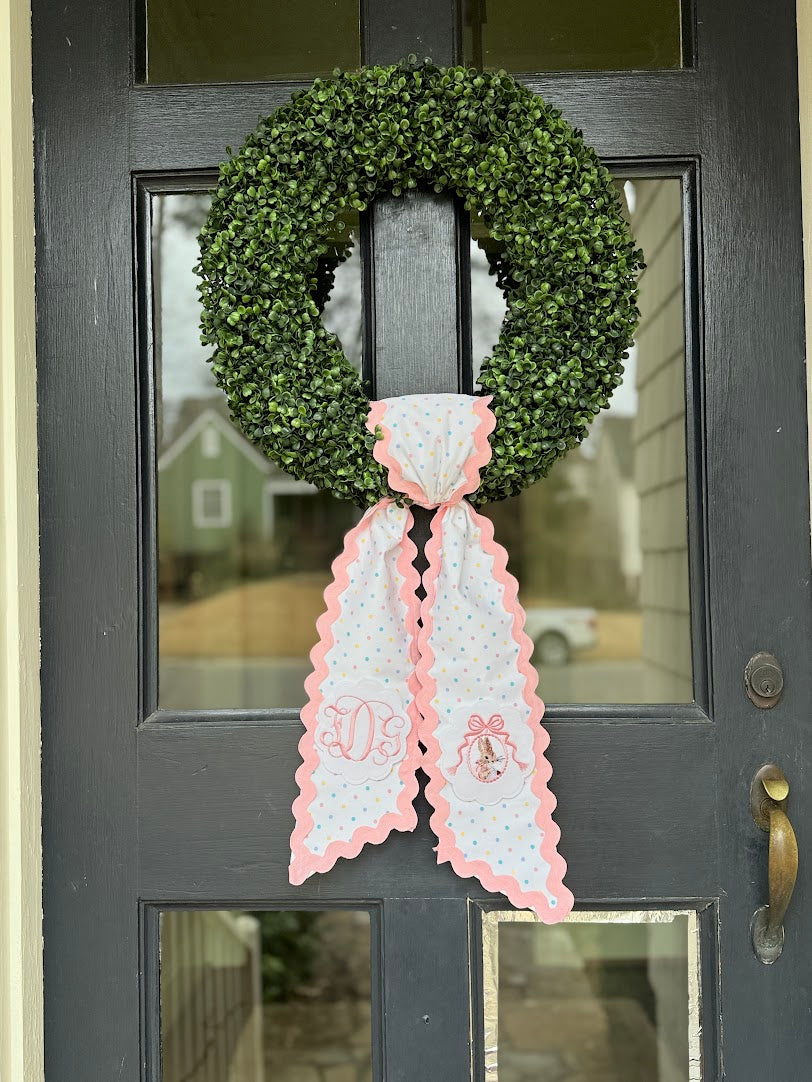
xmin=416 ymin=502 xmax=574 ymax=922
xmin=289 ymin=500 xmax=422 ymax=884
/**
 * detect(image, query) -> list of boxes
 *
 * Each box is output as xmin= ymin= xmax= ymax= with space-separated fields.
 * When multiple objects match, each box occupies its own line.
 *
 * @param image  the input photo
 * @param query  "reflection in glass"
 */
xmin=462 ymin=0 xmax=683 ymax=72
xmin=160 ymin=909 xmax=372 ymax=1082
xmin=483 ymin=910 xmax=700 ymax=1082
xmin=143 ymin=0 xmax=361 ymax=84
xmin=153 ymin=194 xmax=364 ymax=709
xmin=473 ymin=178 xmax=691 ymax=703
xmin=470 ymin=216 xmax=507 ymax=383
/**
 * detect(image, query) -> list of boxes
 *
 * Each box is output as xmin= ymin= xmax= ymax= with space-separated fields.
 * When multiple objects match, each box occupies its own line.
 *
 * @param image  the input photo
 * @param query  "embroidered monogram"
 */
xmin=314 ymin=680 xmax=411 ymax=785
xmin=320 ymin=695 xmax=408 ymax=766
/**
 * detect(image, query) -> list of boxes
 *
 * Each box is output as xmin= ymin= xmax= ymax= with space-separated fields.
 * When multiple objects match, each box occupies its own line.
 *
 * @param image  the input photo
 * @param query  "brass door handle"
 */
xmin=750 ymin=764 xmax=798 ymax=963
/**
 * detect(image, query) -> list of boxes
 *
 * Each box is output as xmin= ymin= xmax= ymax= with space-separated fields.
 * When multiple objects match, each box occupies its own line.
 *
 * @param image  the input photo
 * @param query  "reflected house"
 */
xmin=157 ymin=400 xmax=354 ymax=602
xmin=153 ymin=182 xmax=694 ymax=712
xmin=588 ymin=415 xmax=642 ymax=605
xmin=487 ymin=432 xmax=640 ymax=614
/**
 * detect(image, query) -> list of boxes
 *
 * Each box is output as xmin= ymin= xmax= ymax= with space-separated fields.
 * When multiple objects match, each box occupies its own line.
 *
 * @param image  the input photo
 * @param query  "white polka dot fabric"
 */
xmin=290 ymin=394 xmax=572 ymax=922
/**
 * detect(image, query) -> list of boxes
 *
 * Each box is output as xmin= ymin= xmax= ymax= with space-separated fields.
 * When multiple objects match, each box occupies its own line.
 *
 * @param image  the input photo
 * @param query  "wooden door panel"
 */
xmin=137 ymin=721 xmax=717 ymax=901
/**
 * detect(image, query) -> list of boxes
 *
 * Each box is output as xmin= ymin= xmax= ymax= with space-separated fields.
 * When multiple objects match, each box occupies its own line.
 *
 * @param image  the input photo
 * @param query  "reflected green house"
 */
xmin=157 ymin=403 xmax=355 ymax=600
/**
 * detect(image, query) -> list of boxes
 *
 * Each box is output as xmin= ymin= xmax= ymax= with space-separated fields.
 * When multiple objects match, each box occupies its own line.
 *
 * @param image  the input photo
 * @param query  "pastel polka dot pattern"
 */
xmin=290 ymin=504 xmax=421 ymax=878
xmin=290 ymin=394 xmax=572 ymax=923
xmin=424 ymin=504 xmax=556 ymax=905
xmin=369 ymin=393 xmax=494 ymax=507
xmin=307 ymin=505 xmax=418 ymax=857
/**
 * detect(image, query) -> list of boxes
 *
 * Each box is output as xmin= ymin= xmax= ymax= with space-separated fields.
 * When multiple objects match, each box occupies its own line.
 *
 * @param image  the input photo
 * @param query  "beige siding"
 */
xmin=632 ymin=179 xmax=693 ymax=702
xmin=640 ymin=551 xmax=692 ymax=614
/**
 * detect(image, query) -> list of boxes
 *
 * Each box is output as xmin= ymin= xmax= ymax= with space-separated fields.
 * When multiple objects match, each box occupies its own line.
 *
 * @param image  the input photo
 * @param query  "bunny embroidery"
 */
xmin=445 ymin=711 xmax=530 ymax=805
xmin=474 ymin=735 xmax=504 ymax=783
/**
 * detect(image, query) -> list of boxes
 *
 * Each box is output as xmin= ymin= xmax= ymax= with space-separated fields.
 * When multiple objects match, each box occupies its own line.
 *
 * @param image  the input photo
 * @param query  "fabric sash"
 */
xmin=289 ymin=393 xmax=573 ymax=922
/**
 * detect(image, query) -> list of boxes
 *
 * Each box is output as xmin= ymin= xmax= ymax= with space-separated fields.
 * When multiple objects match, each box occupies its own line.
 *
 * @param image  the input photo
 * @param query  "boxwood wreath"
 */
xmin=197 ymin=59 xmax=642 ymax=506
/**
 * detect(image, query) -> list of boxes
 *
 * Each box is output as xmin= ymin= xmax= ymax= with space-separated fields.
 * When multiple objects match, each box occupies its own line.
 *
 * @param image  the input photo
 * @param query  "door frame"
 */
xmin=22 ymin=1 xmax=812 ymax=1081
xmin=0 ymin=0 xmax=44 ymax=1079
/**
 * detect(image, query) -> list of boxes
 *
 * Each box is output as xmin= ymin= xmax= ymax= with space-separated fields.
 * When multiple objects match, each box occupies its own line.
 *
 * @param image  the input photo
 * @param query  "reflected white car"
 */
xmin=522 ymin=606 xmax=598 ymax=666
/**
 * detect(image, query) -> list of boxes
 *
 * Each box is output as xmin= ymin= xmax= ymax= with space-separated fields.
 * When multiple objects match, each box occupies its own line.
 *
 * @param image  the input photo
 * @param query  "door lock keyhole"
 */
xmin=745 ymin=653 xmax=784 ymax=708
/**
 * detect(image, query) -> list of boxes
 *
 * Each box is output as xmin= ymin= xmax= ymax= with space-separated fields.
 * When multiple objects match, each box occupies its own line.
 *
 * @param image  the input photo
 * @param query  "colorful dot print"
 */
xmin=425 ymin=504 xmax=556 ymax=906
xmin=302 ymin=503 xmax=417 ymax=858
xmin=374 ymin=394 xmax=489 ymax=506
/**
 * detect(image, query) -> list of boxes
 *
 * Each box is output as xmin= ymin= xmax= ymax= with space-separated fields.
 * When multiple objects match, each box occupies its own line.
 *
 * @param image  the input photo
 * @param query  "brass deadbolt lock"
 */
xmin=745 ymin=652 xmax=784 ymax=709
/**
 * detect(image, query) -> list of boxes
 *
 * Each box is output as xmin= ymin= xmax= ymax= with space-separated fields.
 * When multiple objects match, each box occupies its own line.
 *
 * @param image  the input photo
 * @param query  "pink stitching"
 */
xmin=320 ymin=695 xmax=409 ymax=766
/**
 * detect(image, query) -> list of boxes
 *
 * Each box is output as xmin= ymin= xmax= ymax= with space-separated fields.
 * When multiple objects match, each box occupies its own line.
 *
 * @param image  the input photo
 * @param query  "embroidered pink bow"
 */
xmin=289 ymin=394 xmax=572 ymax=921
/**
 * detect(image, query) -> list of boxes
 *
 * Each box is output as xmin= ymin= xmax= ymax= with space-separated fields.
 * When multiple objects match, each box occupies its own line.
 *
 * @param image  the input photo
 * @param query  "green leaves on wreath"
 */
xmin=197 ymin=58 xmax=643 ymax=506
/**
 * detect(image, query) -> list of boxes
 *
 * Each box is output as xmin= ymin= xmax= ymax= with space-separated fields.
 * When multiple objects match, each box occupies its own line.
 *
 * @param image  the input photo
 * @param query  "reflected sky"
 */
xmin=155 ymin=192 xmax=638 ymax=440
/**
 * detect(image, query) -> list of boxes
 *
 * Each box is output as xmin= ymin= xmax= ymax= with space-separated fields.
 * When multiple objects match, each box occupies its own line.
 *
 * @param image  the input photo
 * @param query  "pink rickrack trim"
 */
xmin=292 ymin=393 xmax=572 ymax=918
xmin=415 ymin=504 xmax=573 ymax=922
xmin=289 ymin=503 xmax=422 ymax=885
xmin=366 ymin=400 xmax=426 ymax=506
xmin=397 ymin=507 xmax=424 ymax=744
xmin=367 ymin=396 xmax=495 ymax=507
xmin=456 ymin=395 xmax=496 ymax=503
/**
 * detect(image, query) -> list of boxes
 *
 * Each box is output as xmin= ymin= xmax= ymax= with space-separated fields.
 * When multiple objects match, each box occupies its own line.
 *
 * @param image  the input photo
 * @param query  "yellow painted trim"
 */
xmin=0 ymin=0 xmax=44 ymax=1078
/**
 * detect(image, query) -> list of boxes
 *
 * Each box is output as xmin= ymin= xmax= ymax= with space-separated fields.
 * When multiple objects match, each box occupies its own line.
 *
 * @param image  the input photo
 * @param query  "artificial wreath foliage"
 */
xmin=197 ymin=58 xmax=642 ymax=506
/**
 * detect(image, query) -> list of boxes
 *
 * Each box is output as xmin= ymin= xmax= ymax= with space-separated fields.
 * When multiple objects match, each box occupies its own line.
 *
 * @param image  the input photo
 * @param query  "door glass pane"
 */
xmin=152 ymin=193 xmax=364 ymax=710
xmin=160 ymin=909 xmax=373 ymax=1081
xmin=473 ymin=177 xmax=692 ymax=704
xmin=482 ymin=910 xmax=701 ymax=1081
xmin=142 ymin=0 xmax=362 ymax=84
xmin=462 ymin=0 xmax=683 ymax=72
